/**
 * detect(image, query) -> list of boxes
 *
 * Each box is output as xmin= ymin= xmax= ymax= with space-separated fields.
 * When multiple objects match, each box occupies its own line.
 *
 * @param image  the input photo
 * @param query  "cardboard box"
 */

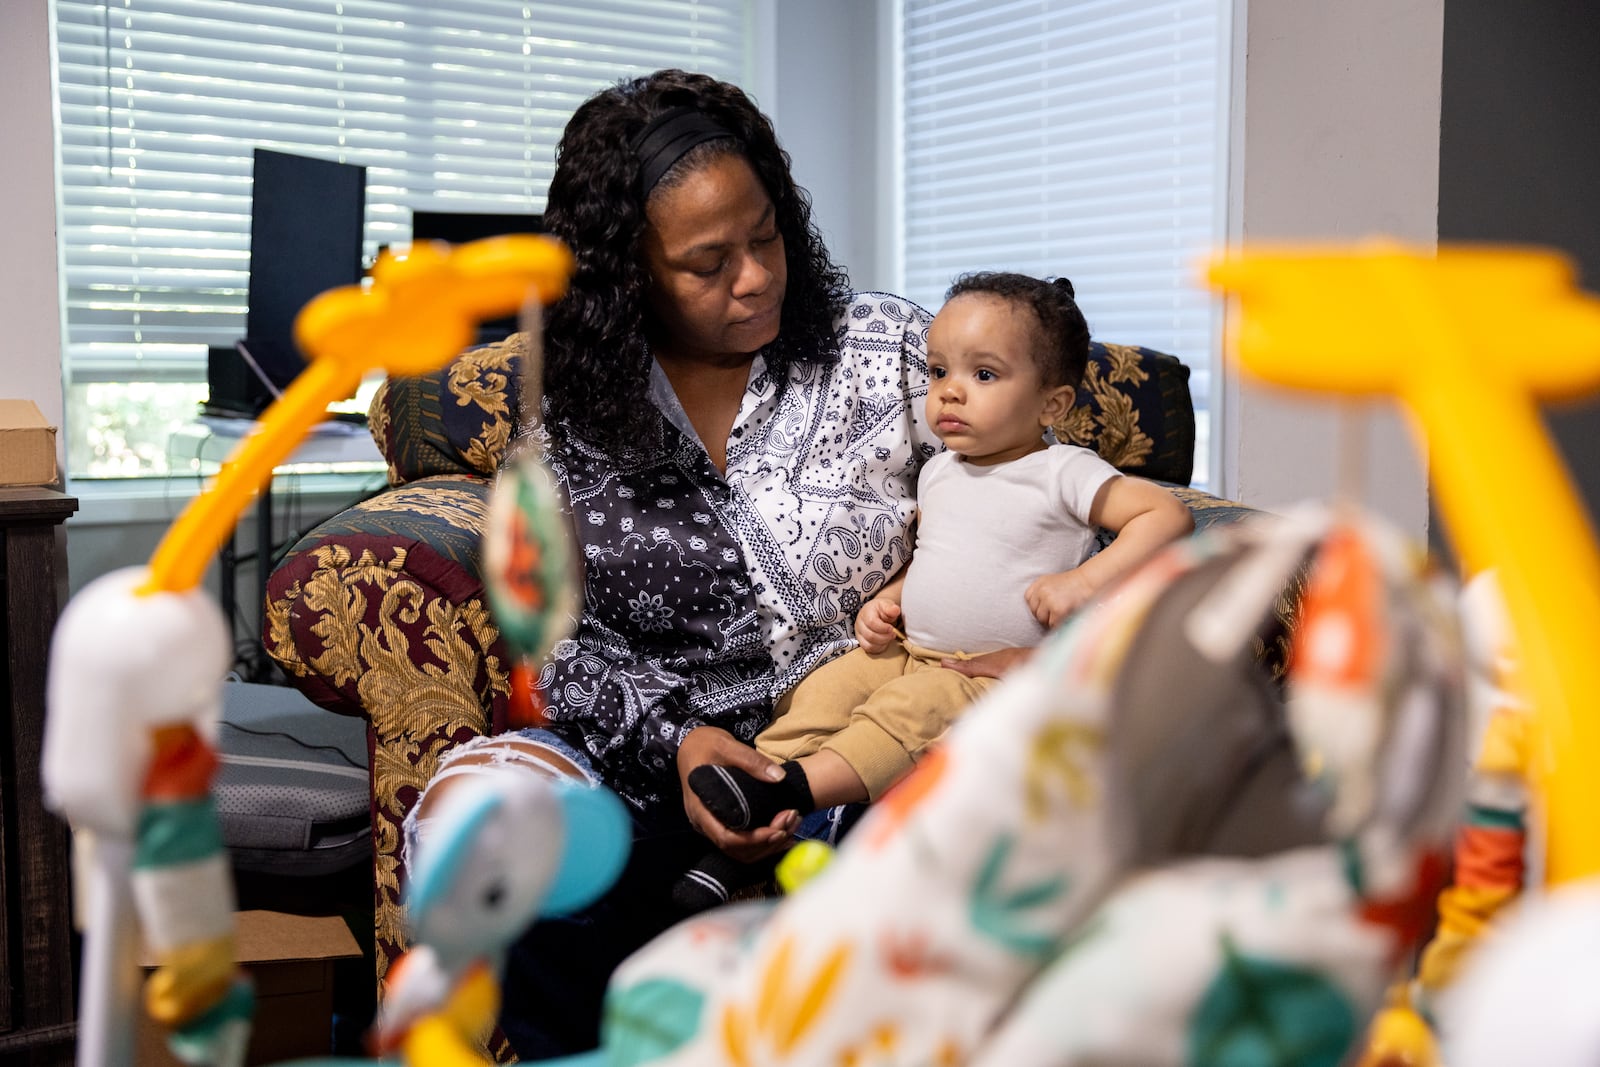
xmin=137 ymin=909 xmax=362 ymax=1066
xmin=0 ymin=398 xmax=59 ymax=486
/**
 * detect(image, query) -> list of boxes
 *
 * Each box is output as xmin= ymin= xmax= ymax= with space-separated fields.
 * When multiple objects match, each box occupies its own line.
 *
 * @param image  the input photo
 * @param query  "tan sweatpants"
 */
xmin=758 ymin=642 xmax=996 ymax=800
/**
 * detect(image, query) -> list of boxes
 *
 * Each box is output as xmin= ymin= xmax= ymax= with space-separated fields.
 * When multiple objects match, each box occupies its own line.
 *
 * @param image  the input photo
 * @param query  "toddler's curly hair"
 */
xmin=945 ymin=272 xmax=1090 ymax=391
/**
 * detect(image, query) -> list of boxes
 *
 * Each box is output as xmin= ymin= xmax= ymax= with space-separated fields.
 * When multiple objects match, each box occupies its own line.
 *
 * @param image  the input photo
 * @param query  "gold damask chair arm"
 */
xmin=263 ymin=474 xmax=512 ymax=986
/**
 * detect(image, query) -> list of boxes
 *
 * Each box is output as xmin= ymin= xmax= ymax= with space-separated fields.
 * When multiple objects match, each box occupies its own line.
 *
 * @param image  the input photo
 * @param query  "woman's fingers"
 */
xmin=681 ymin=725 xmax=783 ymax=782
xmin=695 ymin=809 xmax=798 ymax=862
xmin=677 ymin=725 xmax=790 ymax=851
xmin=719 ymin=739 xmax=786 ymax=783
xmin=739 ymin=810 xmax=801 ymax=860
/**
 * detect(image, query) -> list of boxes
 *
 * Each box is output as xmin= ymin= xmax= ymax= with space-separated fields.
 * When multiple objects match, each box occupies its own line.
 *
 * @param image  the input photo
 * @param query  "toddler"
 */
xmin=676 ymin=272 xmax=1194 ymax=910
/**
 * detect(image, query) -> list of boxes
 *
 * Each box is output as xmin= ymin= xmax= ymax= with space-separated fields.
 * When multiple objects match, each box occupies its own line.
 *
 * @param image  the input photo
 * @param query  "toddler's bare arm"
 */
xmin=1025 ymin=477 xmax=1193 ymax=627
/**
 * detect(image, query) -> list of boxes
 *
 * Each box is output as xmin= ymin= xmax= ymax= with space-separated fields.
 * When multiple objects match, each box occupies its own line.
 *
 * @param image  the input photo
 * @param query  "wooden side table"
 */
xmin=0 ymin=487 xmax=79 ymax=1065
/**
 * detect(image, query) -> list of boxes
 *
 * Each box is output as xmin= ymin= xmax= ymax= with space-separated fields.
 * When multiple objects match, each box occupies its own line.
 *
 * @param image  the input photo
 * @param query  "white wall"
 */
xmin=1 ymin=0 xmax=66 ymax=448
xmin=760 ymin=0 xmax=891 ymax=292
xmin=1220 ymin=0 xmax=1441 ymax=534
xmin=0 ymin=4 xmax=199 ymax=597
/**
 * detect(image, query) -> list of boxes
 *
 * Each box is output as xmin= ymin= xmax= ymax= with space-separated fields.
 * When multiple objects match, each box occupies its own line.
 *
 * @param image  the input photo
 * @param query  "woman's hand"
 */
xmin=942 ymin=646 xmax=1034 ymax=679
xmin=676 ymin=726 xmax=799 ymax=862
xmin=1025 ymin=569 xmax=1097 ymax=628
xmin=854 ymin=596 xmax=902 ymax=654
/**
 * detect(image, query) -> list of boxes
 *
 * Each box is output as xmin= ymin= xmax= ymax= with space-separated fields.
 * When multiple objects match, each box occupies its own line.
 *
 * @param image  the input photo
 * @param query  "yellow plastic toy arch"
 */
xmin=1206 ymin=241 xmax=1600 ymax=885
xmin=139 ymin=234 xmax=574 ymax=597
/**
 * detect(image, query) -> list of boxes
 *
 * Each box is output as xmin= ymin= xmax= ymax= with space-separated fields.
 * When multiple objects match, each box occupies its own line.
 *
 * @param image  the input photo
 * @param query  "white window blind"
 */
xmin=54 ymin=0 xmax=750 ymax=387
xmin=900 ymin=0 xmax=1228 ymax=484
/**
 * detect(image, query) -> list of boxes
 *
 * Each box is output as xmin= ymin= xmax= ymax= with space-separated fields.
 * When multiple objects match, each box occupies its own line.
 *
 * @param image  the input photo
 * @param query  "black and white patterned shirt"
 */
xmin=539 ymin=293 xmax=936 ymax=811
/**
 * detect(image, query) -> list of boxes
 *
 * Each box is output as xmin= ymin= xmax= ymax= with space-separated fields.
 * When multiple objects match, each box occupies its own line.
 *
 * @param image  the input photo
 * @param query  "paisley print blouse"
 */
xmin=538 ymin=293 xmax=936 ymax=811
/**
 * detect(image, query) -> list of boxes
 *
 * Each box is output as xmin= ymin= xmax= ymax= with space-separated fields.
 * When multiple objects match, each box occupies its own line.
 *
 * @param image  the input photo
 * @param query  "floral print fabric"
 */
xmin=594 ymin=512 xmax=1468 ymax=1067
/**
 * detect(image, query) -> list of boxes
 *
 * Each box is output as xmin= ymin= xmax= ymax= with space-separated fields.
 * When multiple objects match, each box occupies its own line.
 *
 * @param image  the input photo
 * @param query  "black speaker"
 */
xmin=204 ymin=343 xmax=275 ymax=418
xmin=205 ymin=150 xmax=367 ymax=421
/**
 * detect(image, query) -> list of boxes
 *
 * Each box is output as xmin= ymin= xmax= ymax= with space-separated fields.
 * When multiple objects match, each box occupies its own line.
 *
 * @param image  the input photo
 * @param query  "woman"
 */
xmin=411 ymin=69 xmax=938 ymax=1056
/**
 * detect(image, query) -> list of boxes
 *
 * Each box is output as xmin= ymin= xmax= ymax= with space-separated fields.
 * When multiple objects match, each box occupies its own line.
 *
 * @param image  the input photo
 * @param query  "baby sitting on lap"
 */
xmin=675 ymin=272 xmax=1194 ymax=911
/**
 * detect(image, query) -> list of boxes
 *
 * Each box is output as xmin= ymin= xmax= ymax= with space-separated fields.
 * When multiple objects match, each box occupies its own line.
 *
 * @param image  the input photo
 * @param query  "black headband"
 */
xmin=630 ymin=105 xmax=737 ymax=196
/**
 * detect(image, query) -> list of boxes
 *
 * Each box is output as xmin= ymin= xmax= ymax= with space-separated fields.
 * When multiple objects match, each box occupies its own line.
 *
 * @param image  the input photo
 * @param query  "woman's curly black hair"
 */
xmin=541 ymin=69 xmax=851 ymax=451
xmin=945 ymin=272 xmax=1091 ymax=391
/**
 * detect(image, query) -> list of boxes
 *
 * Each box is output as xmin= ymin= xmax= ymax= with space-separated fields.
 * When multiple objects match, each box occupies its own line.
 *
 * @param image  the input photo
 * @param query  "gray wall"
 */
xmin=1436 ymin=0 xmax=1600 ymax=545
xmin=762 ymin=0 xmax=890 ymax=292
xmin=1220 ymin=0 xmax=1441 ymax=534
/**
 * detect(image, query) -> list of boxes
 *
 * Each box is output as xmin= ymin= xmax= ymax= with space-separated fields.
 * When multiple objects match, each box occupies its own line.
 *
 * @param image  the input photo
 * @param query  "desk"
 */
xmin=0 ymin=486 xmax=78 ymax=1064
xmin=174 ymin=419 xmax=385 ymax=680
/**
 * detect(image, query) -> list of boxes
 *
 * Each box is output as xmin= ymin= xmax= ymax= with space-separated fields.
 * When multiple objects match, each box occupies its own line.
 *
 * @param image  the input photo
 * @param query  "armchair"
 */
xmin=264 ymin=332 xmax=1270 ymax=982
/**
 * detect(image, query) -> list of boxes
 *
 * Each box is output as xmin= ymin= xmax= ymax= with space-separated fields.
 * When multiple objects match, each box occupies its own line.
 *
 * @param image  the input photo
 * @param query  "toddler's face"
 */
xmin=925 ymin=294 xmax=1067 ymax=466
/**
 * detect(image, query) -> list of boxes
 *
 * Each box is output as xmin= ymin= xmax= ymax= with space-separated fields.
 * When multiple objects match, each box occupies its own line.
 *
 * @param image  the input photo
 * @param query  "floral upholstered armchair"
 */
xmin=263 ymin=332 xmax=1270 ymax=984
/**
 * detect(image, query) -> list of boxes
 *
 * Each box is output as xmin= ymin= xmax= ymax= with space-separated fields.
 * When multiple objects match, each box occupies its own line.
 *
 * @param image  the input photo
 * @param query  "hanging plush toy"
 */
xmin=375 ymin=767 xmax=629 ymax=1063
xmin=313 ymin=293 xmax=601 ymax=1066
xmin=482 ymin=299 xmax=583 ymax=732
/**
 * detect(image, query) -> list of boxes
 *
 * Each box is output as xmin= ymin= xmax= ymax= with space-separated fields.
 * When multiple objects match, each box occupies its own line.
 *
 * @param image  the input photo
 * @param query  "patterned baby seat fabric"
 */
xmin=592 ymin=507 xmax=1467 ymax=1067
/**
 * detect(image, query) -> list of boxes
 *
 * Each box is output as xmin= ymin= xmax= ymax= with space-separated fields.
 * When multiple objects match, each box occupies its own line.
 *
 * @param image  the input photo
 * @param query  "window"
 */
xmin=54 ymin=0 xmax=751 ymax=479
xmin=898 ymin=0 xmax=1230 ymax=486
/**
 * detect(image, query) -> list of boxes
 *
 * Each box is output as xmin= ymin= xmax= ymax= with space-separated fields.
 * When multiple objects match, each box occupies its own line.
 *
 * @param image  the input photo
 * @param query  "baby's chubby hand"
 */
xmin=854 ymin=596 xmax=902 ymax=654
xmin=1025 ymin=569 xmax=1096 ymax=629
